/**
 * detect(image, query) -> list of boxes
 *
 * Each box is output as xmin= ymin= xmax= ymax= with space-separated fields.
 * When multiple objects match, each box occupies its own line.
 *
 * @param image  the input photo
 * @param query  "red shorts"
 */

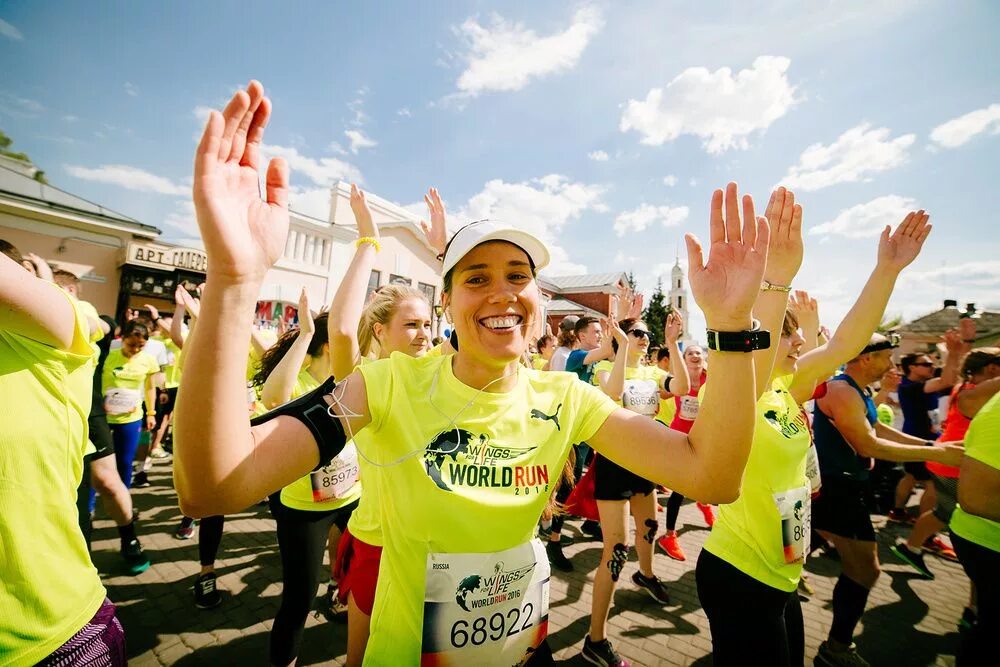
xmin=334 ymin=526 xmax=383 ymax=616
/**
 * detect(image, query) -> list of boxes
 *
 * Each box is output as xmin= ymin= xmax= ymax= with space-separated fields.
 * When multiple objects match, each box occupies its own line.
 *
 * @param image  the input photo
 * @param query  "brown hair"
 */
xmin=962 ymin=347 xmax=1000 ymax=378
xmin=780 ymin=309 xmax=799 ymax=338
xmin=536 ymin=334 xmax=555 ymax=352
xmin=0 ymin=239 xmax=23 ymax=264
xmin=253 ymin=313 xmax=330 ymax=388
xmin=52 ymin=268 xmax=80 ymax=289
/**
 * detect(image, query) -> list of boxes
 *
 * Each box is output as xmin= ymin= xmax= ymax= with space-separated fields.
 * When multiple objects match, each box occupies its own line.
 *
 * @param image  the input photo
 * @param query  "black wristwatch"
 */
xmin=706 ymin=320 xmax=771 ymax=352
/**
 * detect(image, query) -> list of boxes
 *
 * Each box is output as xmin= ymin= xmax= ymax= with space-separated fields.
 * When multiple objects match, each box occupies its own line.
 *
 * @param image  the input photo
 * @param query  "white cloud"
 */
xmin=620 ymin=56 xmax=798 ymax=154
xmin=588 ymin=150 xmax=609 ymax=162
xmin=929 ymin=103 xmax=1000 ymax=149
xmin=288 ymin=187 xmax=334 ymax=220
xmin=344 ymin=129 xmax=377 ymax=154
xmin=348 ymin=87 xmax=369 ymax=127
xmin=452 ymin=6 xmax=603 ymax=98
xmin=0 ymin=92 xmax=44 ymax=118
xmin=891 ymin=261 xmax=1000 ymax=322
xmin=397 ymin=107 xmax=412 ymax=117
xmin=63 ymin=114 xmax=79 ymax=122
xmin=64 ymin=164 xmax=188 ymax=196
xmin=192 ymin=106 xmax=213 ymax=123
xmin=810 ymin=195 xmax=917 ymax=239
xmin=781 ymin=123 xmax=914 ymax=191
xmin=261 ymin=144 xmax=363 ymax=186
xmin=663 ymin=175 xmax=677 ymax=187
xmin=163 ymin=200 xmax=200 ymax=237
xmin=0 ymin=19 xmax=22 ymax=40
xmin=124 ymin=82 xmax=139 ymax=97
xmin=613 ymin=203 xmax=689 ymax=237
xmin=457 ymin=174 xmax=607 ymax=274
xmin=689 ymin=178 xmax=698 ymax=187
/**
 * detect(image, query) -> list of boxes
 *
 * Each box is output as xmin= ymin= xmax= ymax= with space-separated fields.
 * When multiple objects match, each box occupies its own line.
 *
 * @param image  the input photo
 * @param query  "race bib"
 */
xmin=421 ymin=539 xmax=549 ymax=666
xmin=774 ymin=485 xmax=811 ymax=564
xmin=622 ymin=379 xmax=659 ymax=416
xmin=310 ymin=443 xmax=360 ymax=502
xmin=805 ymin=444 xmax=822 ymax=498
xmin=679 ymin=395 xmax=700 ymax=421
xmin=104 ymin=389 xmax=141 ymax=415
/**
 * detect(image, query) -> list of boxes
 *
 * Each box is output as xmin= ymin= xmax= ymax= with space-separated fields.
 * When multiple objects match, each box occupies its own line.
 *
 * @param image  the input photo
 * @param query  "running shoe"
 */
xmin=121 ymin=538 xmax=150 ymax=575
xmin=581 ymin=635 xmax=630 ymax=667
xmin=922 ymin=536 xmax=959 ymax=562
xmin=696 ymin=502 xmax=715 ymax=527
xmin=194 ymin=572 xmax=223 ymax=609
xmin=631 ymin=572 xmax=670 ymax=604
xmin=887 ymin=508 xmax=914 ymax=525
xmin=890 ymin=540 xmax=934 ymax=579
xmin=150 ymin=447 xmax=171 ymax=460
xmin=174 ymin=518 xmax=196 ymax=540
xmin=315 ymin=583 xmax=348 ymax=622
xmin=656 ymin=533 xmax=686 ymax=561
xmin=132 ymin=471 xmax=151 ymax=488
xmin=581 ymin=520 xmax=603 ymax=541
xmin=958 ymin=606 xmax=978 ymax=633
xmin=546 ymin=540 xmax=574 ymax=572
xmin=815 ymin=641 xmax=870 ymax=667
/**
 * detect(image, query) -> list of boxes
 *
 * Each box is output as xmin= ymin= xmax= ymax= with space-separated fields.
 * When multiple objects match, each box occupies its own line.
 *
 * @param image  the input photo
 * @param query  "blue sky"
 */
xmin=2 ymin=1 xmax=999 ymax=337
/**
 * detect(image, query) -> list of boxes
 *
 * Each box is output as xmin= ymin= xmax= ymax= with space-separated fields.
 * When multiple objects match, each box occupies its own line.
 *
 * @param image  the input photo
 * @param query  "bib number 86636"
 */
xmin=450 ymin=602 xmax=534 ymax=648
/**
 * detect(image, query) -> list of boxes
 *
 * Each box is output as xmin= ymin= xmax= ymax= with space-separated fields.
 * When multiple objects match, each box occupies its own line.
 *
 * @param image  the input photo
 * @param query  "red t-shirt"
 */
xmin=669 ymin=372 xmax=706 ymax=434
xmin=927 ymin=382 xmax=973 ymax=478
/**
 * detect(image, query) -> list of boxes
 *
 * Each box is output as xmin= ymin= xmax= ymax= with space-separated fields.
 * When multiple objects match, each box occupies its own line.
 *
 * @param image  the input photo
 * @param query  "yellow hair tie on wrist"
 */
xmin=355 ymin=236 xmax=381 ymax=253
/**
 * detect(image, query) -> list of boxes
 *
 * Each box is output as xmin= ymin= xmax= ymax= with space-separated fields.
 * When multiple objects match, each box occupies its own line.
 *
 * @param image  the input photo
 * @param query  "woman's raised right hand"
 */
xmin=193 ymin=80 xmax=290 ymax=284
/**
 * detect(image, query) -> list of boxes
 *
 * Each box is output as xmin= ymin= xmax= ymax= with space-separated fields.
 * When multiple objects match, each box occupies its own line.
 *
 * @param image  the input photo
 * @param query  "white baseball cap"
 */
xmin=440 ymin=220 xmax=550 ymax=277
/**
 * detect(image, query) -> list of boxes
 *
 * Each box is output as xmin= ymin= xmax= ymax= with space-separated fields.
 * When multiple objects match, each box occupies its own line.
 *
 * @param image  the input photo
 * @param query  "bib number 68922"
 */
xmin=450 ymin=602 xmax=534 ymax=648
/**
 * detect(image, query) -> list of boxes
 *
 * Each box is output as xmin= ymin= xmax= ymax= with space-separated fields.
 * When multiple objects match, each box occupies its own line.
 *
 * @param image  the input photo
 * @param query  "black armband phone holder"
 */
xmin=250 ymin=377 xmax=346 ymax=470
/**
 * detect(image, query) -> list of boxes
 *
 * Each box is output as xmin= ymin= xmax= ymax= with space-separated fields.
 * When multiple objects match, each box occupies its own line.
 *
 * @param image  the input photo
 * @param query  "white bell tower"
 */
xmin=668 ymin=255 xmax=690 ymax=341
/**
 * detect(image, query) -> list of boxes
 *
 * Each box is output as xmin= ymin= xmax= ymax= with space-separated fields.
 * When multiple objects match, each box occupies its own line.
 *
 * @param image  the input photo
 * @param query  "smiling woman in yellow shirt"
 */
xmin=1 ymin=241 xmax=125 ymax=665
xmin=101 ymin=319 xmax=159 ymax=491
xmin=175 ymin=83 xmax=774 ymax=666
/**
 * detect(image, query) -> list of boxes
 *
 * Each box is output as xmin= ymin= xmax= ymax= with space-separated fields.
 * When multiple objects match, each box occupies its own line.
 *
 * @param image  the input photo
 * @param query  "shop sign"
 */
xmin=126 ymin=242 xmax=208 ymax=273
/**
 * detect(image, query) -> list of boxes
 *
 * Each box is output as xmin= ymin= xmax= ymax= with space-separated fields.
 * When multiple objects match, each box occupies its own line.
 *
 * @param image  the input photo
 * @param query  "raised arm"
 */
xmin=589 ymin=182 xmax=770 ymax=503
xmin=923 ymin=330 xmax=965 ymax=394
xmin=327 ymin=184 xmax=380 ymax=380
xmin=663 ymin=311 xmax=690 ymax=396
xmin=419 ymin=187 xmax=449 ymax=259
xmin=261 ymin=288 xmax=314 ymax=408
xmin=752 ymin=187 xmax=803 ymax=399
xmin=0 ymin=252 xmax=79 ymax=350
xmin=174 ymin=82 xmax=371 ymax=517
xmin=817 ymin=381 xmax=963 ymax=465
xmin=789 ymin=211 xmax=931 ymax=403
xmin=596 ymin=319 xmax=628 ymax=401
xmin=170 ymin=287 xmax=187 ymax=348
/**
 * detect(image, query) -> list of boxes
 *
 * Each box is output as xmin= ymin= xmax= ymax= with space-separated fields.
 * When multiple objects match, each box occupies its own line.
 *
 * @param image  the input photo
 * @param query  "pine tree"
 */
xmin=625 ymin=271 xmax=637 ymax=291
xmin=643 ymin=278 xmax=669 ymax=348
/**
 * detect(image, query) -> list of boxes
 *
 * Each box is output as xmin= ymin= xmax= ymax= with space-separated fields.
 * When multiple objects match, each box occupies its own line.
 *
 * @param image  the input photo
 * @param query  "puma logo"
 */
xmin=530 ymin=403 xmax=562 ymax=431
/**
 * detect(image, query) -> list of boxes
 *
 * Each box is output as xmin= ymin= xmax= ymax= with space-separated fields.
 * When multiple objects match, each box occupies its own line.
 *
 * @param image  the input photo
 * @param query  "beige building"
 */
xmin=1 ymin=161 xmax=450 ymax=336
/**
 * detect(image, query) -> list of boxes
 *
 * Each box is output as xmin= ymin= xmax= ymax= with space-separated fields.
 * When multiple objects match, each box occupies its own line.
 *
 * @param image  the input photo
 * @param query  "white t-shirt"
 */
xmin=111 ymin=336 xmax=168 ymax=367
xmin=549 ymin=346 xmax=571 ymax=372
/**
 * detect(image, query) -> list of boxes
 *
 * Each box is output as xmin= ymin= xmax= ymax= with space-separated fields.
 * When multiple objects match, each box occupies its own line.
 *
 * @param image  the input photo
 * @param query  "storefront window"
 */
xmin=418 ymin=282 xmax=436 ymax=307
xmin=366 ymin=270 xmax=381 ymax=298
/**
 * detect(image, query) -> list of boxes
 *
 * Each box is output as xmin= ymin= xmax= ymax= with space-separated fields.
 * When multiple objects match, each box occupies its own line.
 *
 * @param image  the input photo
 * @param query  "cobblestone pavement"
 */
xmin=93 ymin=465 xmax=968 ymax=666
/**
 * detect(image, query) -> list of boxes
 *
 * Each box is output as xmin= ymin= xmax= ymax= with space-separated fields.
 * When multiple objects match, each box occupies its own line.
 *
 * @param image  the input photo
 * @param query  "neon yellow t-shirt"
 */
xmin=594 ymin=360 xmax=668 ymax=416
xmin=101 ymin=348 xmax=159 ymax=424
xmin=950 ymin=391 xmax=1000 ymax=553
xmin=162 ymin=338 xmax=182 ymax=389
xmin=532 ymin=355 xmax=547 ymax=370
xmin=0 ymin=291 xmax=106 ymax=665
xmin=704 ymin=375 xmax=811 ymax=592
xmin=279 ymin=368 xmax=362 ymax=512
xmin=346 ymin=357 xmax=384 ymax=545
xmin=357 ymin=353 xmax=618 ymax=664
xmin=76 ymin=299 xmax=103 ymax=346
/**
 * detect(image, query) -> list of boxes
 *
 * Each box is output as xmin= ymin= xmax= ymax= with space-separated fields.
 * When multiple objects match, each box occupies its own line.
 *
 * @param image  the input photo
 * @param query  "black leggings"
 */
xmin=268 ymin=495 xmax=357 ymax=665
xmin=666 ymin=491 xmax=685 ymax=531
xmin=199 ymin=516 xmax=225 ymax=567
xmin=696 ymin=549 xmax=804 ymax=666
xmin=952 ymin=531 xmax=999 ymax=666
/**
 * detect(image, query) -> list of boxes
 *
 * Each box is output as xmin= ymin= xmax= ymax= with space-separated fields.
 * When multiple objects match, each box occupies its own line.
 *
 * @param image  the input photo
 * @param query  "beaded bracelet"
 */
xmin=355 ymin=236 xmax=381 ymax=253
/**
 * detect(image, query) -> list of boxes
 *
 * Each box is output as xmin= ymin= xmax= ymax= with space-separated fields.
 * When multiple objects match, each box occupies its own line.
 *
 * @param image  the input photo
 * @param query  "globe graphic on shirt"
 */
xmin=424 ymin=428 xmax=482 ymax=492
xmin=455 ymin=574 xmax=482 ymax=611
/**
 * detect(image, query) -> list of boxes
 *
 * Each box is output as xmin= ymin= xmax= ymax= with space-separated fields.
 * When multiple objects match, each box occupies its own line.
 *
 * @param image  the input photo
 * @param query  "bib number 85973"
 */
xmin=450 ymin=602 xmax=534 ymax=648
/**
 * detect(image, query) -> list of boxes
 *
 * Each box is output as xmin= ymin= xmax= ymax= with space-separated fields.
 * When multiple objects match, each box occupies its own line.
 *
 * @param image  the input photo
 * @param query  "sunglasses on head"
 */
xmin=629 ymin=329 xmax=650 ymax=339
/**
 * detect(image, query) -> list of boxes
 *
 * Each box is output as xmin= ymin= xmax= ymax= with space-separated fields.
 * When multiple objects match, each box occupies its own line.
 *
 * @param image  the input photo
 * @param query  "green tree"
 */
xmin=625 ymin=271 xmax=637 ymax=291
xmin=0 ymin=129 xmax=48 ymax=183
xmin=643 ymin=277 xmax=669 ymax=348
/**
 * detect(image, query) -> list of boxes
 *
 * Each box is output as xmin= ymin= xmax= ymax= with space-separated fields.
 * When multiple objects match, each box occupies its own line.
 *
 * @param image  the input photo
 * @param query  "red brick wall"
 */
xmin=563 ymin=291 xmax=611 ymax=315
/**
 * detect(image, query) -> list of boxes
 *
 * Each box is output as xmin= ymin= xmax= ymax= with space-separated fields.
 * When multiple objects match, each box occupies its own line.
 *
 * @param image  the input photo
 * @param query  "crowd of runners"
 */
xmin=2 ymin=81 xmax=998 ymax=667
